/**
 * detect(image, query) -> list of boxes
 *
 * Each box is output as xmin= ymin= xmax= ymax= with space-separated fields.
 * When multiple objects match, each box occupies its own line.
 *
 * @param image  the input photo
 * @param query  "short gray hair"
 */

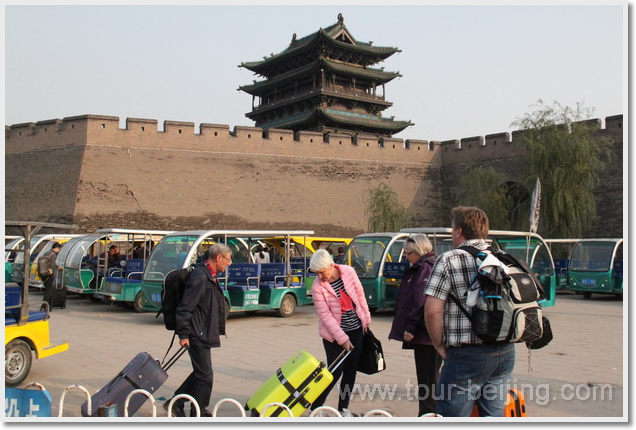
xmin=404 ymin=234 xmax=432 ymax=257
xmin=310 ymin=249 xmax=333 ymax=272
xmin=209 ymin=243 xmax=231 ymax=260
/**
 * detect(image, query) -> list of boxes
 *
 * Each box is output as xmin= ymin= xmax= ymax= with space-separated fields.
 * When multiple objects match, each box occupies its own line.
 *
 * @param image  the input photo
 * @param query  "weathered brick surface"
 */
xmin=4 ymin=114 xmax=622 ymax=237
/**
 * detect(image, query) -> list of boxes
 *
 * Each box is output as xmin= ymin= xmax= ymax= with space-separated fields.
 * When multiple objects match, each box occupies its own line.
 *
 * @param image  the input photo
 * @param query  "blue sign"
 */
xmin=383 ymin=262 xmax=409 ymax=279
xmin=5 ymin=387 xmax=52 ymax=417
xmin=126 ymin=259 xmax=144 ymax=273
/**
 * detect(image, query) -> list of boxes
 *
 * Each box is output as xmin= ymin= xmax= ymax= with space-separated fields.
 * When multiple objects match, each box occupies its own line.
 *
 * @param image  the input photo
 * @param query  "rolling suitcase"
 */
xmin=50 ymin=284 xmax=67 ymax=309
xmin=469 ymin=388 xmax=527 ymax=417
xmin=246 ymin=349 xmax=350 ymax=417
xmin=504 ymin=388 xmax=527 ymax=417
xmin=81 ymin=347 xmax=187 ymax=417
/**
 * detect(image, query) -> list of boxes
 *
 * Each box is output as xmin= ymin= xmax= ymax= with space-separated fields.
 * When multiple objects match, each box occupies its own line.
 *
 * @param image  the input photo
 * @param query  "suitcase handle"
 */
xmin=327 ymin=349 xmax=352 ymax=374
xmin=161 ymin=346 xmax=188 ymax=372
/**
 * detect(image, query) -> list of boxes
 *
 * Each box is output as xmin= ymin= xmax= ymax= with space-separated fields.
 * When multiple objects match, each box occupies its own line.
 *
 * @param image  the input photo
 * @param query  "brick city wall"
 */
xmin=5 ymin=114 xmax=622 ymax=237
xmin=5 ymin=115 xmax=442 ymax=236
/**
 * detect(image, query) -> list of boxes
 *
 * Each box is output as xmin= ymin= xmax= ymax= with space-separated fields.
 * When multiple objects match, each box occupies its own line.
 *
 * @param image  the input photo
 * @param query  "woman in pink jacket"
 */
xmin=309 ymin=249 xmax=372 ymax=417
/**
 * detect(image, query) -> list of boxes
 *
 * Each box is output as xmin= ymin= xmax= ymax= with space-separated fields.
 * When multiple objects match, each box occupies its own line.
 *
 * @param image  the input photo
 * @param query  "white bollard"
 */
xmin=123 ymin=389 xmax=156 ymax=417
xmin=23 ymin=382 xmax=47 ymax=391
xmin=260 ymin=402 xmax=294 ymax=417
xmin=167 ymin=393 xmax=200 ymax=417
xmin=212 ymin=398 xmax=246 ymax=417
xmin=58 ymin=384 xmax=91 ymax=417
xmin=309 ymin=406 xmax=342 ymax=417
xmin=363 ymin=409 xmax=393 ymax=417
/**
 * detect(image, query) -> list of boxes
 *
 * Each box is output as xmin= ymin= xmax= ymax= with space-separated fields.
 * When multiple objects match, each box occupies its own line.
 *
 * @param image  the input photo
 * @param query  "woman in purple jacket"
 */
xmin=388 ymin=234 xmax=441 ymax=416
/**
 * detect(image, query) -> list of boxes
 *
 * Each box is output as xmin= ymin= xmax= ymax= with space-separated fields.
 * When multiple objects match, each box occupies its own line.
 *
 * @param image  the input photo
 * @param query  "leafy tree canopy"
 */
xmin=453 ymin=164 xmax=513 ymax=231
xmin=511 ymin=100 xmax=613 ymax=238
xmin=364 ymin=182 xmax=410 ymax=233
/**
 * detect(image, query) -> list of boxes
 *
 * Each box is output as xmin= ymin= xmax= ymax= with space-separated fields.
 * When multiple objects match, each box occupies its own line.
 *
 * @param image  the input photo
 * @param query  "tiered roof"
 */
xmin=239 ymin=58 xmax=400 ymax=95
xmin=240 ymin=16 xmax=400 ymax=77
xmin=238 ymin=14 xmax=413 ymax=136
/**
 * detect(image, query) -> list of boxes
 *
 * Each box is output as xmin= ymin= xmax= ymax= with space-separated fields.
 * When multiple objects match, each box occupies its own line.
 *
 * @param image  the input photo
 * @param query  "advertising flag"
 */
xmin=529 ymin=177 xmax=541 ymax=233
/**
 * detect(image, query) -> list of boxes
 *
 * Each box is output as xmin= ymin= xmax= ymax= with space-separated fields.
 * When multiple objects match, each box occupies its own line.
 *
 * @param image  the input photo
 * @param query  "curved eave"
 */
xmin=239 ymin=59 xmax=400 ymax=95
xmin=254 ymin=108 xmax=413 ymax=134
xmin=255 ymin=110 xmax=317 ymax=129
xmin=318 ymin=108 xmax=413 ymax=131
xmin=240 ymin=30 xmax=399 ymax=74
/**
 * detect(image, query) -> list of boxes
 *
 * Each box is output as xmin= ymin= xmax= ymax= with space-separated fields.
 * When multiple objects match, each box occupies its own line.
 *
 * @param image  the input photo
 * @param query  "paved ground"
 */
xmin=7 ymin=288 xmax=625 ymax=421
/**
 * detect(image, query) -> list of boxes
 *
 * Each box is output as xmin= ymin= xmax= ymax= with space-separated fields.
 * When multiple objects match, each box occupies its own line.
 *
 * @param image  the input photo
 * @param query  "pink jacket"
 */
xmin=311 ymin=264 xmax=372 ymax=345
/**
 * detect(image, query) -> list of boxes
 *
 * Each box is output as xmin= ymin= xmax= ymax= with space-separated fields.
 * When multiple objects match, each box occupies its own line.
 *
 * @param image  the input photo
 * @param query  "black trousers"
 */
xmin=174 ymin=344 xmax=213 ymax=415
xmin=312 ymin=327 xmax=364 ymax=412
xmin=41 ymin=274 xmax=54 ymax=310
xmin=413 ymin=344 xmax=443 ymax=416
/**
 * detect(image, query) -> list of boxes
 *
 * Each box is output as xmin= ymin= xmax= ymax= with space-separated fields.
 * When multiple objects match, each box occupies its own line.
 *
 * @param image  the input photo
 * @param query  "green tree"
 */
xmin=511 ymin=100 xmax=614 ymax=238
xmin=364 ymin=183 xmax=410 ymax=232
xmin=453 ymin=164 xmax=514 ymax=230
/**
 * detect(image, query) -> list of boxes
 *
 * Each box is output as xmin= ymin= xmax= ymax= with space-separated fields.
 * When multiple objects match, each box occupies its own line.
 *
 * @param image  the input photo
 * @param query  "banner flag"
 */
xmin=529 ymin=177 xmax=541 ymax=233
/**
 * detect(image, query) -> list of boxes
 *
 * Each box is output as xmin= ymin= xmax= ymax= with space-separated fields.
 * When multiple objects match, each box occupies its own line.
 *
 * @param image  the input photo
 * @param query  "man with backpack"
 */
xmin=38 ymin=242 xmax=62 ymax=311
xmin=424 ymin=207 xmax=515 ymax=417
xmin=163 ymin=243 xmax=232 ymax=417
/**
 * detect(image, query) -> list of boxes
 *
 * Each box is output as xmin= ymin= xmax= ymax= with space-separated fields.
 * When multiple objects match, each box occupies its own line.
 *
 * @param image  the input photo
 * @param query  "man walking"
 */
xmin=424 ymin=206 xmax=515 ymax=417
xmin=39 ymin=242 xmax=62 ymax=311
xmin=164 ymin=243 xmax=232 ymax=417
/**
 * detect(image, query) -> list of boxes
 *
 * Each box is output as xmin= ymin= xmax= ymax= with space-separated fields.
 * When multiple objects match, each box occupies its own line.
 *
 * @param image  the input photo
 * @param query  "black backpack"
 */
xmin=450 ymin=246 xmax=552 ymax=349
xmin=156 ymin=267 xmax=193 ymax=331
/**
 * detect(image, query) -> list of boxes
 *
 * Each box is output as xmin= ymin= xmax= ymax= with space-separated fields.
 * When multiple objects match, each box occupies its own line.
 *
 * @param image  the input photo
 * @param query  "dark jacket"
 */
xmin=388 ymin=252 xmax=436 ymax=348
xmin=176 ymin=263 xmax=226 ymax=348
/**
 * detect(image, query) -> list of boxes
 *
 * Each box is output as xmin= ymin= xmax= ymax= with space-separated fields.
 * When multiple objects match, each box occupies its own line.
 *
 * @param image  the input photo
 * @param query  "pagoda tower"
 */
xmin=238 ymin=13 xmax=413 ymax=137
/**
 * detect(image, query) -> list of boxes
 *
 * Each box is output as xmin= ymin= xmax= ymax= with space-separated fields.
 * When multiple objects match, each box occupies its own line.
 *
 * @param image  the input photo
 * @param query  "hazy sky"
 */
xmin=5 ymin=4 xmax=625 ymax=142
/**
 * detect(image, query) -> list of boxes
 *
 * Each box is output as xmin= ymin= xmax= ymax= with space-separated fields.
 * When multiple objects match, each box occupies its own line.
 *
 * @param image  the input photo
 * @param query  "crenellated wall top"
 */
xmin=5 ymin=113 xmax=622 ymax=162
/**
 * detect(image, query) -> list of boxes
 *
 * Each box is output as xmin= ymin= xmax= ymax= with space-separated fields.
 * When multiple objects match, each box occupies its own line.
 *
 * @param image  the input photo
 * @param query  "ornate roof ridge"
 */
xmin=239 ymin=15 xmax=399 ymax=72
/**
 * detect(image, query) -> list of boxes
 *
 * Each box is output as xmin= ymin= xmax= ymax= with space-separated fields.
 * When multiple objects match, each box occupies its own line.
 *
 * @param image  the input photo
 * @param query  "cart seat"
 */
xmin=227 ymin=264 xmax=261 ymax=291
xmin=5 ymin=310 xmax=48 ymax=326
xmin=105 ymin=259 xmax=145 ymax=284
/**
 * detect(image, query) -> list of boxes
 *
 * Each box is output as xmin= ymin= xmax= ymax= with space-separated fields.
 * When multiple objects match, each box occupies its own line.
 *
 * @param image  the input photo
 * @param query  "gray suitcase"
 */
xmin=80 ymin=347 xmax=186 ymax=417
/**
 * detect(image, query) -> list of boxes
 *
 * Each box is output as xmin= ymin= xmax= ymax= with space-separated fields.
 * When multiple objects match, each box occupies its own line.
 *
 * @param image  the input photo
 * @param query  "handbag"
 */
xmin=357 ymin=328 xmax=386 ymax=374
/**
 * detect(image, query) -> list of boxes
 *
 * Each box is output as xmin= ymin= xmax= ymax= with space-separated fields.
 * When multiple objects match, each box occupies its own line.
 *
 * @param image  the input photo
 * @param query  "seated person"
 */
xmin=107 ymin=245 xmax=122 ymax=269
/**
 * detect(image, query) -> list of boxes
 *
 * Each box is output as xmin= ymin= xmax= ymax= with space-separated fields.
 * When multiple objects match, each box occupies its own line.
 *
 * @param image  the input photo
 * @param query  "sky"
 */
xmin=4 ymin=3 xmax=626 ymax=142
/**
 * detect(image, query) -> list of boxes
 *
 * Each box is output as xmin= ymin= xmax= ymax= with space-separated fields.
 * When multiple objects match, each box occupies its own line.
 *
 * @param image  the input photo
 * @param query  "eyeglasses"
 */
xmin=222 ymin=255 xmax=232 ymax=262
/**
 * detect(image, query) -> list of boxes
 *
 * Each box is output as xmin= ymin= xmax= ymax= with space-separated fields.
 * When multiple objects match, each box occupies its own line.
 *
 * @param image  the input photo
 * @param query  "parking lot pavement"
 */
xmin=12 ymin=289 xmax=624 ymax=420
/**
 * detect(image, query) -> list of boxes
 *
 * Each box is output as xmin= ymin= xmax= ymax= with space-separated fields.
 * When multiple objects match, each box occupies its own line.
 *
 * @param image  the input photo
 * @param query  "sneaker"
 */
xmin=312 ymin=410 xmax=325 ymax=417
xmin=162 ymin=398 xmax=185 ymax=417
xmin=340 ymin=408 xmax=359 ymax=417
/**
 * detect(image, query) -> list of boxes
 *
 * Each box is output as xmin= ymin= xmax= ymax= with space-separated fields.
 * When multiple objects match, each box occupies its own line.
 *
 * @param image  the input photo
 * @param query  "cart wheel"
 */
xmin=133 ymin=291 xmax=144 ymax=313
xmin=88 ymin=294 xmax=102 ymax=303
xmin=5 ymin=339 xmax=33 ymax=387
xmin=278 ymin=294 xmax=296 ymax=318
xmin=581 ymin=292 xmax=592 ymax=300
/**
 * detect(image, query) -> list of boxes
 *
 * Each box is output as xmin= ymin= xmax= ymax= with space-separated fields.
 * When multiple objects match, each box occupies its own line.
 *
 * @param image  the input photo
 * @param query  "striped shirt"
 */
xmin=425 ymin=239 xmax=489 ymax=347
xmin=330 ymin=278 xmax=362 ymax=331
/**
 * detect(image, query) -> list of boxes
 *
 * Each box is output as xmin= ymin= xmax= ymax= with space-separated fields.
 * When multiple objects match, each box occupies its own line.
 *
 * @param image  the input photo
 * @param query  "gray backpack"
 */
xmin=450 ymin=246 xmax=547 ymax=346
xmin=37 ymin=251 xmax=54 ymax=276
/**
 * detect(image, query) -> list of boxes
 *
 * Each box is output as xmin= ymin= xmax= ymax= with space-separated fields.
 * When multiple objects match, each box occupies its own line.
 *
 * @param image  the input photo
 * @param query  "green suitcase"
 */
xmin=246 ymin=349 xmax=348 ymax=417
